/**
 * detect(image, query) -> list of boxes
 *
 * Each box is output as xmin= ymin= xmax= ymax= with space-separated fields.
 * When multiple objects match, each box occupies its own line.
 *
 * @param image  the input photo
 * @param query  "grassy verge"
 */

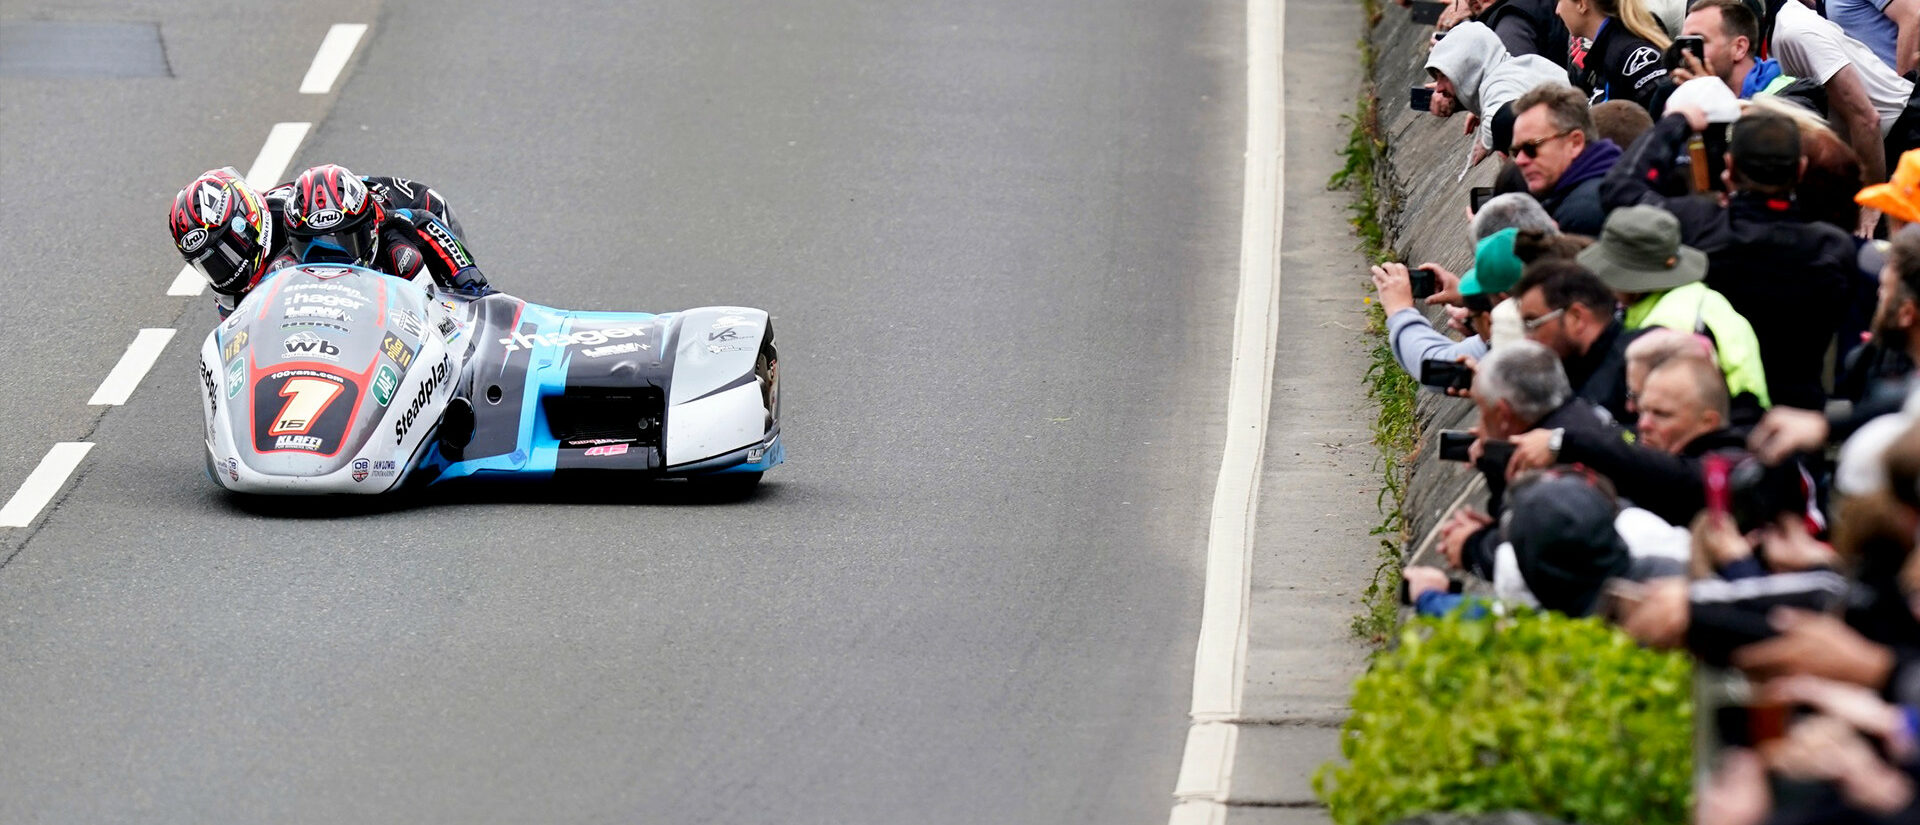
xmin=1328 ymin=17 xmax=1419 ymax=646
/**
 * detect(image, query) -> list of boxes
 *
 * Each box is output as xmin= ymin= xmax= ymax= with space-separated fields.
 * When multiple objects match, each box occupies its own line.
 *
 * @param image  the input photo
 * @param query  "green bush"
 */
xmin=1313 ymin=608 xmax=1693 ymax=825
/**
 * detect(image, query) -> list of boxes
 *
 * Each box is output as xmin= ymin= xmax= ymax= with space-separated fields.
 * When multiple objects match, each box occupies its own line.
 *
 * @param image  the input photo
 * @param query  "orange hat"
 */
xmin=1857 ymin=149 xmax=1920 ymax=224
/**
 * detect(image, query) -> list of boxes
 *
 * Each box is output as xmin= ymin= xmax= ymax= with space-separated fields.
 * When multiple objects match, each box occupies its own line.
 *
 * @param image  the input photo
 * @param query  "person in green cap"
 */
xmin=1373 ymin=228 xmax=1526 ymax=390
xmin=1576 ymin=204 xmax=1772 ymax=415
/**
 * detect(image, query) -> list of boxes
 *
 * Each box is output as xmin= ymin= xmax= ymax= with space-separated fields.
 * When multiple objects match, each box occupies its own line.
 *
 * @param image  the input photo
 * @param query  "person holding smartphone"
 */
xmin=1423 ymin=22 xmax=1572 ymax=167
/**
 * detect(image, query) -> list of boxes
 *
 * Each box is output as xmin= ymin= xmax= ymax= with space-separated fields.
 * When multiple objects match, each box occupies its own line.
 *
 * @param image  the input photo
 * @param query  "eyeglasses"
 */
xmin=1511 ymin=129 xmax=1576 ymax=159
xmin=1521 ymin=307 xmax=1565 ymax=331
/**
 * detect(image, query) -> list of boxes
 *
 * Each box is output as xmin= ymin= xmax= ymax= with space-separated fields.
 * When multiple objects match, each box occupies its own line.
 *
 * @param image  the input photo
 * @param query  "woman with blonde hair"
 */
xmin=1559 ymin=0 xmax=1672 ymax=109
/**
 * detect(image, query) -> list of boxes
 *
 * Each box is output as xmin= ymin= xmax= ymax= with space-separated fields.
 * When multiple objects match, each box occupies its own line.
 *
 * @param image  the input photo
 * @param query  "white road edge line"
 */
xmin=0 ymin=443 xmax=95 ymax=528
xmin=88 ymin=329 xmax=177 ymax=406
xmin=167 ymin=263 xmax=204 ymax=297
xmin=1170 ymin=0 xmax=1284 ymax=819
xmin=245 ymin=122 xmax=311 ymax=190
xmin=299 ymin=24 xmax=368 ymax=94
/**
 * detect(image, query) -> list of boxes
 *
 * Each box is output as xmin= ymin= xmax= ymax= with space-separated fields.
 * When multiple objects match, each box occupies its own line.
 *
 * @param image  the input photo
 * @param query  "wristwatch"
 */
xmin=1546 ymin=427 xmax=1565 ymax=456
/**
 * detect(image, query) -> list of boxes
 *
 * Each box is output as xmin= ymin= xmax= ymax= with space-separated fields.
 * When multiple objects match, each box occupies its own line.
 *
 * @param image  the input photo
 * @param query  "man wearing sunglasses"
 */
xmin=1510 ymin=83 xmax=1621 ymax=236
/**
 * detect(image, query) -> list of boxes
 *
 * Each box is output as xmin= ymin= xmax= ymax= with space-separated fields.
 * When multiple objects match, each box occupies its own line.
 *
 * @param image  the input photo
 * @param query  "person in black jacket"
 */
xmin=1512 ymin=259 xmax=1641 ymax=424
xmin=1480 ymin=0 xmax=1574 ymax=64
xmin=1557 ymin=0 xmax=1672 ymax=109
xmin=1508 ymin=354 xmax=1770 ymax=525
xmin=1602 ymin=108 xmax=1856 ymax=410
xmin=1510 ymin=83 xmax=1624 ymax=235
xmin=1436 ymin=339 xmax=1623 ymax=578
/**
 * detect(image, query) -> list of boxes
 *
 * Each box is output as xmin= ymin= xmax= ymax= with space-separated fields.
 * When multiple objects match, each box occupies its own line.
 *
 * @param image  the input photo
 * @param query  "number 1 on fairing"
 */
xmin=269 ymin=377 xmax=343 ymax=435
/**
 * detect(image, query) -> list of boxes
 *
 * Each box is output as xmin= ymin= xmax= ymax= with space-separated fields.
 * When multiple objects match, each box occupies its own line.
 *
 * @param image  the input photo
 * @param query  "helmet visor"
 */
xmin=291 ymin=225 xmax=377 ymax=266
xmin=188 ymin=229 xmax=261 ymax=295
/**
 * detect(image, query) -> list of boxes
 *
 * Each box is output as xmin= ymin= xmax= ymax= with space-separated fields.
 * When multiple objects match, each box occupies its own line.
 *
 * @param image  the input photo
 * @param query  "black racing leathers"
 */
xmin=217 ymin=175 xmax=488 ymax=316
xmin=1571 ymin=18 xmax=1668 ymax=110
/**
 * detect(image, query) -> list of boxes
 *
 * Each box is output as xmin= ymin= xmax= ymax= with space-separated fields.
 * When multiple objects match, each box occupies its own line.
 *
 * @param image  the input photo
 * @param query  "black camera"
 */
xmin=1438 ymin=429 xmax=1475 ymax=462
xmin=1410 ymin=86 xmax=1435 ymax=112
xmin=1704 ymin=451 xmax=1805 ymax=534
xmin=1663 ymin=35 xmax=1706 ymax=72
xmin=1420 ymin=358 xmax=1473 ymax=391
xmin=1409 ymin=265 xmax=1440 ymax=298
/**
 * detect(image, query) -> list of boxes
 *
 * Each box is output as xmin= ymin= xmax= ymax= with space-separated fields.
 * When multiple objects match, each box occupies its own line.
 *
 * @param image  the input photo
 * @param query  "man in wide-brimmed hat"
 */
xmin=1578 ymin=205 xmax=1772 ymax=415
xmin=1604 ymin=108 xmax=1854 ymax=411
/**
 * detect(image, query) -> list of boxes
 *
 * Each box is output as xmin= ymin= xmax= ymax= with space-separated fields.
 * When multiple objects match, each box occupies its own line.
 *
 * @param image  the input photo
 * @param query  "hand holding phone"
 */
xmin=1663 ymin=35 xmax=1706 ymax=72
xmin=1408 ymin=265 xmax=1440 ymax=299
xmin=1438 ymin=429 xmax=1475 ymax=462
xmin=1420 ymin=358 xmax=1474 ymax=391
xmin=1469 ymin=186 xmax=1496 ymax=214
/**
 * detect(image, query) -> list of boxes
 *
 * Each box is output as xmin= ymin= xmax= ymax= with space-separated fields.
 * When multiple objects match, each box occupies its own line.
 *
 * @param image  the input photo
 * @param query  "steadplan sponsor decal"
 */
xmin=394 ymin=357 xmax=451 ymax=443
xmin=500 ymin=325 xmax=652 ymax=353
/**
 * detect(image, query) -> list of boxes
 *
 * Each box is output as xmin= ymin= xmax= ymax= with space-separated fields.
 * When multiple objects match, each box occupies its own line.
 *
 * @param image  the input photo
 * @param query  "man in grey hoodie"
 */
xmin=1425 ymin=22 xmax=1573 ymax=166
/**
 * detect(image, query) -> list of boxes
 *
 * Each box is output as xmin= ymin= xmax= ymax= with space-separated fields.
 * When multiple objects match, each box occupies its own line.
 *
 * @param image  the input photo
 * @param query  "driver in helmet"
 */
xmin=168 ymin=164 xmax=490 ymax=317
xmin=281 ymin=163 xmax=490 ymax=297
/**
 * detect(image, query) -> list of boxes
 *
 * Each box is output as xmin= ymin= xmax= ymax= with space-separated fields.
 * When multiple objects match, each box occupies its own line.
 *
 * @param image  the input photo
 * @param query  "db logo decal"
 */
xmin=179 ymin=227 xmax=210 ymax=252
xmin=306 ymin=208 xmax=346 ymax=230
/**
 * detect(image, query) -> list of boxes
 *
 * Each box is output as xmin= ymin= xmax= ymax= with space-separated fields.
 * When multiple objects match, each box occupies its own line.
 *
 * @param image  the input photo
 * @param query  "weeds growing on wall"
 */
xmin=1329 ymin=22 xmax=1418 ymax=646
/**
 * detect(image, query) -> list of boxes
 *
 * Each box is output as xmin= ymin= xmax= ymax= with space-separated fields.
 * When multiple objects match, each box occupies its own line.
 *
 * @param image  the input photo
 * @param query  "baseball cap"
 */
xmin=1460 ymin=227 xmax=1522 ymax=297
xmin=1506 ymin=475 xmax=1631 ymax=616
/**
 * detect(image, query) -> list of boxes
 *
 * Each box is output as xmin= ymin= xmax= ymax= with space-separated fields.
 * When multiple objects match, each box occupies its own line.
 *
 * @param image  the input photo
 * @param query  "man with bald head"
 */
xmin=1505 ymin=352 xmax=1750 ymax=524
xmin=1636 ymin=356 xmax=1733 ymax=454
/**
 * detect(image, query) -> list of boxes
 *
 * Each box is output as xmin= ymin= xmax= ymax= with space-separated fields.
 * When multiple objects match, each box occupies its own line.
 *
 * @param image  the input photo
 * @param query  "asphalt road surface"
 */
xmin=0 ymin=1 xmax=1247 ymax=821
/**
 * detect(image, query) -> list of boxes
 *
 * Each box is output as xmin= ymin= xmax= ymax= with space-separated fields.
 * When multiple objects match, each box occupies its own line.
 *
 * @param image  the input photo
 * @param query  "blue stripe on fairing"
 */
xmin=428 ymin=302 xmax=661 ymax=483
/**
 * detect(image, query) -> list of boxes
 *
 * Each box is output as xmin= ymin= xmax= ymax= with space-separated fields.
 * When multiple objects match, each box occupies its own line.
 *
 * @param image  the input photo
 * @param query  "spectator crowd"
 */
xmin=1376 ymin=0 xmax=1920 ymax=819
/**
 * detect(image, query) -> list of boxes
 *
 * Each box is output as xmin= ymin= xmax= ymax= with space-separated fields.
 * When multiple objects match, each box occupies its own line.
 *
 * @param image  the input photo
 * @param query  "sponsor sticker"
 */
xmin=305 ymin=208 xmax=346 ymax=230
xmin=394 ymin=357 xmax=452 ymax=443
xmin=584 ymin=444 xmax=630 ymax=457
xmin=581 ymin=342 xmax=644 ymax=358
xmin=711 ymin=315 xmax=756 ymax=329
xmin=222 ymin=328 xmax=249 ymax=362
xmin=286 ymin=305 xmax=352 ymax=322
xmin=286 ymin=292 xmax=366 ymax=310
xmin=225 ymin=358 xmax=244 ymax=399
xmin=306 ymin=267 xmax=349 ymax=281
xmin=393 ymin=311 xmax=424 ymax=338
xmin=380 ymin=332 xmax=414 ymax=370
xmin=283 ymin=331 xmax=341 ymax=361
xmin=352 ymin=457 xmax=369 ymax=482
xmin=500 ymin=325 xmax=651 ymax=353
xmin=370 ymin=460 xmax=398 ymax=477
xmin=275 ymin=434 xmax=323 ymax=451
xmin=286 ymin=282 xmax=367 ymax=298
xmin=372 ymin=365 xmax=399 ymax=406
xmin=226 ymin=457 xmax=239 ymax=481
xmin=179 ymin=227 xmax=210 ymax=253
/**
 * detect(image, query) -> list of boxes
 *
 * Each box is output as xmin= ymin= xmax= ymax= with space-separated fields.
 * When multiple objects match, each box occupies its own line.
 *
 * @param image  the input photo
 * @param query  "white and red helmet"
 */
xmin=169 ymin=167 xmax=273 ymax=296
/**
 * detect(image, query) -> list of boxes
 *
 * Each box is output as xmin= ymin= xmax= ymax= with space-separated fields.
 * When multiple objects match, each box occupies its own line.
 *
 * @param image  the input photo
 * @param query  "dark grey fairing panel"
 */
xmin=450 ymin=294 xmax=536 ymax=462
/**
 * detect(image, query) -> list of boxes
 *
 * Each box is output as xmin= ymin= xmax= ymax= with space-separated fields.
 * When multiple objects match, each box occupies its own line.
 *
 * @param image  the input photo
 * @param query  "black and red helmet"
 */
xmin=286 ymin=164 xmax=379 ymax=265
xmin=169 ymin=167 xmax=273 ymax=296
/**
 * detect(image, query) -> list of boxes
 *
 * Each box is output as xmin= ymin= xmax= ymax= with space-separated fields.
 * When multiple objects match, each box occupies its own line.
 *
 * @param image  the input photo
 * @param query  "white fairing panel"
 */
xmin=663 ymin=307 xmax=770 ymax=467
xmin=664 ymin=383 xmax=767 ymax=466
xmin=201 ymin=265 xmax=464 ymax=494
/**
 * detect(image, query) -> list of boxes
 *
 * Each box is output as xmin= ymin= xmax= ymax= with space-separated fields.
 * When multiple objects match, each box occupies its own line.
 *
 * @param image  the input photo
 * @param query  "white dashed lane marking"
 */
xmin=245 ymin=122 xmax=310 ymax=190
xmin=299 ymin=24 xmax=368 ymax=94
xmin=88 ymin=329 xmax=176 ymax=406
xmin=166 ymin=264 xmax=202 ymax=297
xmin=0 ymin=443 xmax=94 ymax=528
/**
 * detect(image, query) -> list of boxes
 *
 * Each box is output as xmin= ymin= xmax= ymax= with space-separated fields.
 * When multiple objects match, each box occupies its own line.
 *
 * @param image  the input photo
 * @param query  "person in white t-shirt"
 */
xmin=1771 ymin=0 xmax=1918 ymax=233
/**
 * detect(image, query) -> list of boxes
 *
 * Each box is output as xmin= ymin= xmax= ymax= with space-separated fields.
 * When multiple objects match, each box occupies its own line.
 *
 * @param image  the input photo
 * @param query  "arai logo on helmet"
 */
xmin=178 ymin=227 xmax=210 ymax=253
xmin=305 ymin=208 xmax=347 ymax=231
